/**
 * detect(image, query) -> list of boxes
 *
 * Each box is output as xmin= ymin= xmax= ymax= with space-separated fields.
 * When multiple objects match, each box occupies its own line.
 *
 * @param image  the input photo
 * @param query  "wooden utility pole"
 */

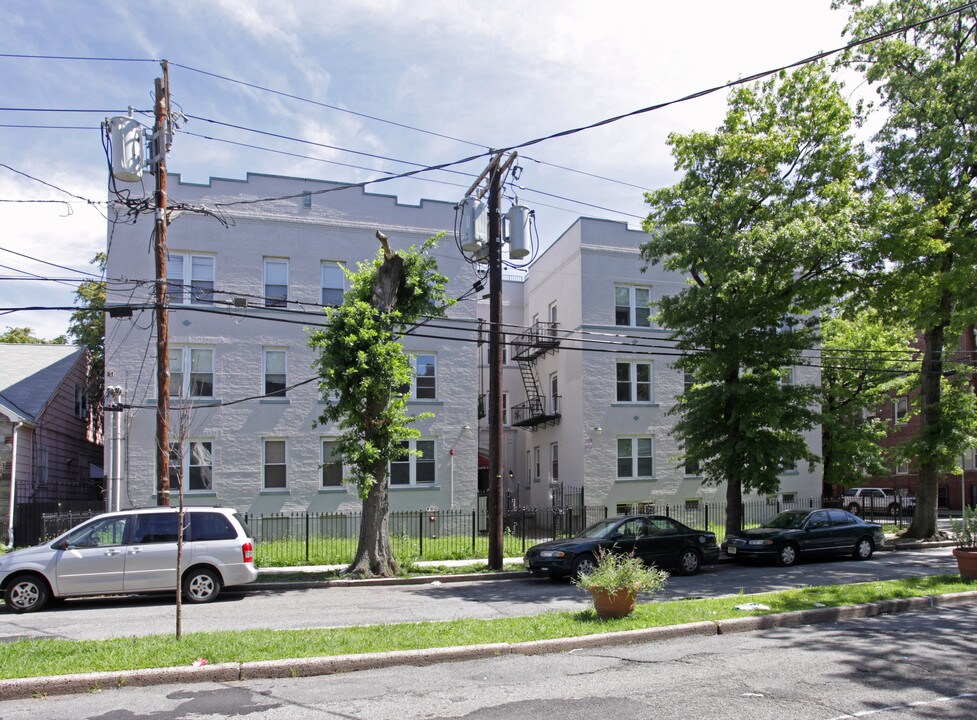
xmin=154 ymin=61 xmax=171 ymax=506
xmin=463 ymin=151 xmax=517 ymax=570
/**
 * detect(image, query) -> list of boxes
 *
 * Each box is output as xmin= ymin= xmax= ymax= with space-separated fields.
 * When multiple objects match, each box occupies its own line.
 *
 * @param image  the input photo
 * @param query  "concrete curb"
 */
xmin=3 ymin=590 xmax=975 ymax=701
xmin=251 ymin=570 xmax=532 ymax=592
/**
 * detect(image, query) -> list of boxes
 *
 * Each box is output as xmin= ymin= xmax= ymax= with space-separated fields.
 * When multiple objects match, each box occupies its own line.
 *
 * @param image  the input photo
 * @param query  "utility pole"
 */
xmin=153 ymin=61 xmax=171 ymax=506
xmin=465 ymin=151 xmax=517 ymax=570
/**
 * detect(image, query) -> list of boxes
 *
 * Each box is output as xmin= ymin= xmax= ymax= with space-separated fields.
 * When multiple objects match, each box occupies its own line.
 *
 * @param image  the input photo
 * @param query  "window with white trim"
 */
xmin=167 ymin=252 xmax=214 ymax=305
xmin=409 ymin=354 xmax=437 ymax=400
xmin=169 ymin=346 xmax=214 ymax=398
xmin=779 ymin=367 xmax=795 ymax=386
xmin=533 ymin=446 xmax=541 ymax=483
xmin=168 ymin=440 xmax=213 ymax=492
xmin=390 ymin=439 xmax=436 ymax=486
xmin=264 ymin=348 xmax=287 ymax=398
xmin=550 ymin=443 xmax=559 ymax=482
xmin=502 ymin=393 xmax=509 ymax=426
xmin=264 ymin=258 xmax=288 ymax=308
xmin=615 ymin=285 xmax=652 ymax=327
xmin=617 ymin=437 xmax=654 ymax=479
xmin=321 ymin=440 xmax=344 ymax=487
xmin=321 ymin=262 xmax=345 ymax=307
xmin=550 ymin=373 xmax=560 ymax=414
xmin=616 ymin=361 xmax=653 ymax=402
xmin=894 ymin=397 xmax=909 ymax=424
xmin=263 ymin=439 xmax=287 ymax=489
xmin=894 ymin=460 xmax=910 ymax=475
xmin=74 ymin=385 xmax=88 ymax=420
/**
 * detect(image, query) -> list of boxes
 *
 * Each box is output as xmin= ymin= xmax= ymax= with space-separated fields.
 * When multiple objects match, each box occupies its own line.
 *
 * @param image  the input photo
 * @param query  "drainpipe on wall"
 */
xmin=6 ymin=422 xmax=23 ymax=548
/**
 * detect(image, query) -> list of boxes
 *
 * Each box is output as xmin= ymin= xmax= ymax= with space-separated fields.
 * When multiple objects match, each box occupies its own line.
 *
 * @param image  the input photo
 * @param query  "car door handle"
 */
xmin=127 ymin=548 xmax=142 ymax=555
xmin=104 ymin=549 xmax=122 ymax=556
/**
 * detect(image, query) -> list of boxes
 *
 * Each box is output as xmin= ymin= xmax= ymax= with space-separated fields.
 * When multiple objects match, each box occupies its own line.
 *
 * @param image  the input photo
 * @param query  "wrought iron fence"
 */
xmin=6 ymin=496 xmax=910 ymax=559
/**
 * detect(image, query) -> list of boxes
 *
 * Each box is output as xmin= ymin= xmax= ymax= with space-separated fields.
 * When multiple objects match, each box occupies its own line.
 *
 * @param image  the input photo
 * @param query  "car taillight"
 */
xmin=242 ymin=542 xmax=254 ymax=563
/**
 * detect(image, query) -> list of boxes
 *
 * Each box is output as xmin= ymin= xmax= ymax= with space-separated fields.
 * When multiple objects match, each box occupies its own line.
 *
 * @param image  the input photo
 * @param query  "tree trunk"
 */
xmin=725 ymin=475 xmax=743 ymax=538
xmin=348 ymin=457 xmax=400 ymax=578
xmin=903 ymin=323 xmax=946 ymax=539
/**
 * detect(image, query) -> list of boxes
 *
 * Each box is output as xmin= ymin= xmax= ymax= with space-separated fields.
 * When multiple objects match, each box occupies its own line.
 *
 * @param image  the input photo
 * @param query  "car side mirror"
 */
xmin=52 ymin=539 xmax=69 ymax=551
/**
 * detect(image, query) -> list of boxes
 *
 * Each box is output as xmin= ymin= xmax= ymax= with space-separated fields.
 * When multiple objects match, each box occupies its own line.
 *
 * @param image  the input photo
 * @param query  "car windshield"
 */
xmin=763 ymin=511 xmax=810 ymax=530
xmin=575 ymin=519 xmax=622 ymax=539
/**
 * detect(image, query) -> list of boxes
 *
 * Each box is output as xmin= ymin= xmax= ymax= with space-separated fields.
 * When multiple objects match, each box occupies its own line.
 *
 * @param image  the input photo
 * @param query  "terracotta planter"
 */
xmin=589 ymin=585 xmax=640 ymax=619
xmin=953 ymin=548 xmax=977 ymax=580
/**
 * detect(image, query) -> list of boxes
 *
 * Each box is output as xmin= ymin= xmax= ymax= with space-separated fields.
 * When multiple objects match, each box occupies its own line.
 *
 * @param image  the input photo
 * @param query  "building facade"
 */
xmin=483 ymin=218 xmax=824 ymax=512
xmin=105 ymin=173 xmax=481 ymax=515
xmin=105 ymin=174 xmax=824 ymax=518
xmin=1 ymin=345 xmax=103 ymax=545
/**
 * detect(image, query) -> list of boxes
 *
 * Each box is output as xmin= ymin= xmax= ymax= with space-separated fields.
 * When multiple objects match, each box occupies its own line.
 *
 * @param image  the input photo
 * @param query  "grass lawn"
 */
xmin=0 ymin=575 xmax=973 ymax=680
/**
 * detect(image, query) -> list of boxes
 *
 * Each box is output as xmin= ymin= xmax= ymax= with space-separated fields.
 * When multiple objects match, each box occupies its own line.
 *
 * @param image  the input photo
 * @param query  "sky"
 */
xmin=0 ymin=1 xmax=857 ymax=341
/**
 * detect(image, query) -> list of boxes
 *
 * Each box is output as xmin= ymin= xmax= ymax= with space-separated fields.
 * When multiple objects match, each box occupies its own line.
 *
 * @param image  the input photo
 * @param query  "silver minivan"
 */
xmin=0 ymin=506 xmax=258 ymax=613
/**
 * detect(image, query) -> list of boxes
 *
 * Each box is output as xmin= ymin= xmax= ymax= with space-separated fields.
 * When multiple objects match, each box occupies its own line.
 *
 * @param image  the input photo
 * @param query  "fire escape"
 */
xmin=510 ymin=320 xmax=561 ymax=429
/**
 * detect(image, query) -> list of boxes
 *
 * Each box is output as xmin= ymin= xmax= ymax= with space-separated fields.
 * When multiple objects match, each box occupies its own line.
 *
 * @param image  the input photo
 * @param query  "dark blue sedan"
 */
xmin=722 ymin=508 xmax=886 ymax=567
xmin=524 ymin=514 xmax=720 ymax=579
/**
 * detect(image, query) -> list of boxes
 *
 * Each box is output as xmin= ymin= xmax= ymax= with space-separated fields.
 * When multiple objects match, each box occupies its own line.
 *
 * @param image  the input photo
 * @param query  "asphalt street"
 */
xmin=1 ymin=602 xmax=974 ymax=719
xmin=0 ymin=546 xmax=959 ymax=642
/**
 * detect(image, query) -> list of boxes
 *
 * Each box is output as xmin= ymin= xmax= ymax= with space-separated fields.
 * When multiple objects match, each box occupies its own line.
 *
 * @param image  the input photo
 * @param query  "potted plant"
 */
xmin=951 ymin=505 xmax=977 ymax=580
xmin=573 ymin=547 xmax=668 ymax=619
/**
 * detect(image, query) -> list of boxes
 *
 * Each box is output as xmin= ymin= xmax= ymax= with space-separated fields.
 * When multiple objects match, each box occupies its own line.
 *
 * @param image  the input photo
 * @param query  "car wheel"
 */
xmin=775 ymin=543 xmax=799 ymax=567
xmin=675 ymin=548 xmax=702 ymax=576
xmin=3 ymin=574 xmax=51 ymax=613
xmin=853 ymin=537 xmax=874 ymax=561
xmin=846 ymin=503 xmax=860 ymax=515
xmin=183 ymin=567 xmax=222 ymax=603
xmin=570 ymin=553 xmax=597 ymax=579
xmin=887 ymin=503 xmax=899 ymax=516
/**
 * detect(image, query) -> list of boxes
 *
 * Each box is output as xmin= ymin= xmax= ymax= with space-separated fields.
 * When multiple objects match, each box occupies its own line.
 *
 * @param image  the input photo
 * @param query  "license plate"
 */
xmin=727 ymin=546 xmax=737 ymax=555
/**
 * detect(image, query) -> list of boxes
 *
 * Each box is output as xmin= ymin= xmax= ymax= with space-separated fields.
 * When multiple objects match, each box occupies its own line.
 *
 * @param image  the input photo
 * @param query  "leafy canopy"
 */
xmin=307 ymin=236 xmax=452 ymax=497
xmin=642 ymin=63 xmax=866 ymax=498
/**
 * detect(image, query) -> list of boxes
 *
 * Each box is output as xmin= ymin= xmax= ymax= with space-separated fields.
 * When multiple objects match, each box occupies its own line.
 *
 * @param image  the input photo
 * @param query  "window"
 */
xmin=779 ymin=367 xmax=795 ymax=386
xmin=615 ymin=285 xmax=651 ymax=327
xmin=684 ymin=498 xmax=701 ymax=511
xmin=617 ymin=437 xmax=654 ymax=479
xmin=169 ymin=347 xmax=214 ymax=398
xmin=550 ymin=443 xmax=559 ymax=482
xmin=321 ymin=440 xmax=343 ymax=487
xmin=502 ymin=393 xmax=509 ymax=426
xmin=133 ymin=513 xmax=180 ymax=544
xmin=389 ymin=439 xmax=436 ymax=486
xmin=321 ymin=262 xmax=345 ymax=307
xmin=501 ymin=333 xmax=507 ymax=365
xmin=548 ymin=302 xmax=559 ymax=338
xmin=550 ymin=373 xmax=560 ymax=414
xmin=533 ymin=446 xmax=541 ymax=483
xmin=264 ymin=258 xmax=288 ymax=308
xmin=263 ymin=439 xmax=287 ymax=489
xmin=409 ymin=354 xmax=437 ymax=399
xmin=167 ymin=253 xmax=214 ymax=305
xmin=684 ymin=457 xmax=700 ymax=476
xmin=684 ymin=371 xmax=695 ymax=394
xmin=894 ymin=397 xmax=909 ymax=424
xmin=168 ymin=440 xmax=213 ymax=492
xmin=616 ymin=361 xmax=653 ymax=402
xmin=895 ymin=461 xmax=910 ymax=475
xmin=74 ymin=385 xmax=88 ymax=420
xmin=264 ymin=348 xmax=287 ymax=398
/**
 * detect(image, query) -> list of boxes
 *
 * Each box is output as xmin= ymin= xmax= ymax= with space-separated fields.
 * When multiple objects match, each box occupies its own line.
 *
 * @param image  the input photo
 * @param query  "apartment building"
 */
xmin=483 ymin=217 xmax=824 ymax=512
xmin=105 ymin=173 xmax=481 ymax=514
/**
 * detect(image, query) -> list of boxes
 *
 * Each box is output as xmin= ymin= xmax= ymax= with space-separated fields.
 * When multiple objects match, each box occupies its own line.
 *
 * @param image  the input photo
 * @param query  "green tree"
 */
xmin=0 ymin=326 xmax=66 ymax=344
xmin=820 ymin=309 xmax=915 ymax=490
xmin=642 ymin=64 xmax=866 ymax=536
xmin=307 ymin=236 xmax=452 ymax=578
xmin=837 ymin=0 xmax=977 ymax=537
xmin=67 ymin=253 xmax=106 ymax=440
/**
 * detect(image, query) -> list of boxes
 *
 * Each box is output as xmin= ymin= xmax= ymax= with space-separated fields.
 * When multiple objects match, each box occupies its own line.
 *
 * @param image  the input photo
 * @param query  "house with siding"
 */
xmin=0 ymin=344 xmax=103 ymax=545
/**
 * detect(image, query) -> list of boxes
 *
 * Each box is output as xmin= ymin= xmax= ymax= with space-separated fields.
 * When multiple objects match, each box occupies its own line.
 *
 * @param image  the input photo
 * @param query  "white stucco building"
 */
xmin=105 ymin=173 xmax=823 ymax=517
xmin=105 ymin=173 xmax=481 ymax=514
xmin=484 ymin=217 xmax=823 ymax=513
